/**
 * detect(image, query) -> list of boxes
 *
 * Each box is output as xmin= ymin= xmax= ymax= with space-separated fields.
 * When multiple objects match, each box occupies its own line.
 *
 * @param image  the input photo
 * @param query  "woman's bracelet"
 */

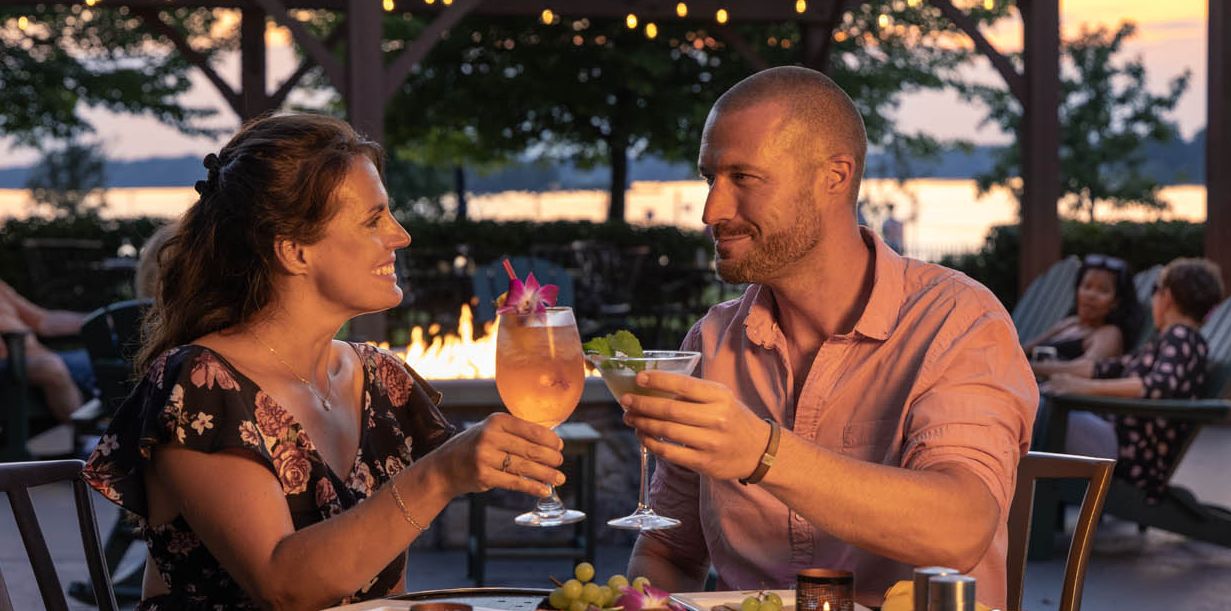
xmin=389 ymin=481 xmax=430 ymax=534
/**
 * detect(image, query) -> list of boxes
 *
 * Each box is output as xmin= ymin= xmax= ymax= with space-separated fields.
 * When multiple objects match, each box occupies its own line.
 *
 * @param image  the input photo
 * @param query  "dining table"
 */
xmin=322 ymin=587 xmax=873 ymax=611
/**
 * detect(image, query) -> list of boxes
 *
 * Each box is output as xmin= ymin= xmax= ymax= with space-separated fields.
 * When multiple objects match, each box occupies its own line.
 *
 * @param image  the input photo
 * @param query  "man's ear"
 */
xmin=826 ymin=153 xmax=857 ymax=196
xmin=273 ymin=237 xmax=309 ymax=275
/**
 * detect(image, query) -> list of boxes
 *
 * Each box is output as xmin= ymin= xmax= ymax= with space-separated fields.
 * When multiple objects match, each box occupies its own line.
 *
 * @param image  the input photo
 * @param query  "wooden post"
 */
xmin=240 ymin=6 xmax=268 ymax=120
xmin=1018 ymin=0 xmax=1062 ymax=295
xmin=347 ymin=0 xmax=389 ymax=341
xmin=1208 ymin=0 xmax=1231 ymax=288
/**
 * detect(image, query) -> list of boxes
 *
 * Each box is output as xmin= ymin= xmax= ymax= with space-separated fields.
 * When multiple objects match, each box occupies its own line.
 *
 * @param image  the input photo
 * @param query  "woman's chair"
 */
xmin=0 ymin=459 xmax=118 ymax=611
xmin=1012 ymin=256 xmax=1081 ymax=344
xmin=1007 ymin=451 xmax=1114 ymax=611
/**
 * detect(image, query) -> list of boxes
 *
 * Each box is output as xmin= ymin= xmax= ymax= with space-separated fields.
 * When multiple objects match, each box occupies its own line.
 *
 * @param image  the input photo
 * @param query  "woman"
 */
xmin=1040 ymin=258 xmax=1224 ymax=500
xmin=83 ymin=114 xmax=565 ymax=610
xmin=1025 ymin=254 xmax=1138 ymax=375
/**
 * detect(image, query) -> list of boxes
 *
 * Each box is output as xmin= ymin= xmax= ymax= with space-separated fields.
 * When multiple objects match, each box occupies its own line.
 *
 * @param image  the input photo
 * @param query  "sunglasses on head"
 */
xmin=1083 ymin=254 xmax=1127 ymax=271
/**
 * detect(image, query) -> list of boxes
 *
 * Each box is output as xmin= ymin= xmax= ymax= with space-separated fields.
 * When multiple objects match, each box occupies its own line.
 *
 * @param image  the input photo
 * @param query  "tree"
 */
xmin=0 ymin=5 xmax=219 ymax=148
xmin=379 ymin=2 xmax=995 ymax=223
xmin=969 ymin=22 xmax=1190 ymax=222
xmin=25 ymin=140 xmax=109 ymax=217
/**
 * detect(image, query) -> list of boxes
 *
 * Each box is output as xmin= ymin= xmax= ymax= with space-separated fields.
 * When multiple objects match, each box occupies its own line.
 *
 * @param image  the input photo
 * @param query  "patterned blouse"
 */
xmin=82 ymin=342 xmax=455 ymax=610
xmin=1093 ymin=323 xmax=1208 ymax=501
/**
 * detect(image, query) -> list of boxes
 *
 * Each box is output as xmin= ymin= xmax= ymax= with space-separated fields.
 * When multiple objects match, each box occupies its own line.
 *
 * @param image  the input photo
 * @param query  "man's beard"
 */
xmin=714 ymin=200 xmax=822 ymax=284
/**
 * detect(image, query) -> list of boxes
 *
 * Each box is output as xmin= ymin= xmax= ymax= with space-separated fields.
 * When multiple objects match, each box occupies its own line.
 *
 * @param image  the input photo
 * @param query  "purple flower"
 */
xmin=496 ymin=272 xmax=560 ymax=316
xmin=617 ymin=585 xmax=685 ymax=611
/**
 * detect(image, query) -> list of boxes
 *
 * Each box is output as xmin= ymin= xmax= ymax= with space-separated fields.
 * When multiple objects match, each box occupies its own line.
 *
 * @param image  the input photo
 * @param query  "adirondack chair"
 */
xmin=470 ymin=257 xmax=575 ymax=324
xmin=1129 ymin=265 xmax=1162 ymax=350
xmin=1013 ymin=256 xmax=1081 ymax=345
xmin=1031 ymin=297 xmax=1231 ymax=558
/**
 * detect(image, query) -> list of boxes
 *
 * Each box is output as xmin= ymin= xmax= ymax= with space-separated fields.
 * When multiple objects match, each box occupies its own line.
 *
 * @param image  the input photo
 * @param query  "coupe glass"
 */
xmin=495 ymin=307 xmax=586 ymax=527
xmin=586 ymin=350 xmax=701 ymax=530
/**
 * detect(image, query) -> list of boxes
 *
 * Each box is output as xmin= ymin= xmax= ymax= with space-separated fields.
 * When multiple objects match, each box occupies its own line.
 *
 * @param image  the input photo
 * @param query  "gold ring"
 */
xmin=500 ymin=452 xmax=512 ymax=472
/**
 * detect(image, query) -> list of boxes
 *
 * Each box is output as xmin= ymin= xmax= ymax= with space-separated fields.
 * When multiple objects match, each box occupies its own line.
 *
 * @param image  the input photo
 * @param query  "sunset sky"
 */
xmin=0 ymin=0 xmax=1213 ymax=167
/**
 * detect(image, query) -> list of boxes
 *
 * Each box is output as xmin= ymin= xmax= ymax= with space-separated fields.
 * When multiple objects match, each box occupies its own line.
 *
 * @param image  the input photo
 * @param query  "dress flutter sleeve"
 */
xmin=82 ymin=346 xmax=275 ymax=518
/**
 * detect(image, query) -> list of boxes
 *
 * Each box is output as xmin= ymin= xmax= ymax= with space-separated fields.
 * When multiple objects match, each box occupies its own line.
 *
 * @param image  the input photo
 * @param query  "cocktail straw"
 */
xmin=502 ymin=258 xmax=518 ymax=281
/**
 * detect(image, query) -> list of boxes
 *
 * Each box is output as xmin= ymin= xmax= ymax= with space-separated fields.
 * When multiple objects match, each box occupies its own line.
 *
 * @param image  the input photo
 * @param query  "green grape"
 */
xmin=598 ymin=585 xmax=614 ymax=607
xmin=548 ymin=588 xmax=570 ymax=610
xmin=607 ymin=574 xmax=629 ymax=592
xmin=763 ymin=593 xmax=783 ymax=609
xmin=568 ymin=600 xmax=587 ymax=611
xmin=740 ymin=596 xmax=761 ymax=611
xmin=758 ymin=597 xmax=781 ymax=611
xmin=574 ymin=562 xmax=596 ymax=583
xmin=581 ymin=583 xmax=603 ymax=604
xmin=562 ymin=579 xmax=584 ymax=601
xmin=632 ymin=576 xmax=651 ymax=593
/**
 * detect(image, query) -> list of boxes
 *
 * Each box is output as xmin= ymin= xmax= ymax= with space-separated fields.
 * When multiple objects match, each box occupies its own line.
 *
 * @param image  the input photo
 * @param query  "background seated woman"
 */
xmin=1039 ymin=258 xmax=1224 ymax=500
xmin=83 ymin=113 xmax=566 ymax=610
xmin=1026 ymin=254 xmax=1139 ymax=378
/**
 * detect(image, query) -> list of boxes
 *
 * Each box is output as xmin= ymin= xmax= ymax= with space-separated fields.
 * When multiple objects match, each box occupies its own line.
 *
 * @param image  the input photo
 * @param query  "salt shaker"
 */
xmin=927 ymin=574 xmax=976 ymax=611
xmin=912 ymin=567 xmax=958 ymax=611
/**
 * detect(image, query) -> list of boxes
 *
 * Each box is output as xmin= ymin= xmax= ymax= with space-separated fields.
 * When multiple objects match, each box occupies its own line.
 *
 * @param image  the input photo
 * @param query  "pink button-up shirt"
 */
xmin=645 ymin=230 xmax=1037 ymax=609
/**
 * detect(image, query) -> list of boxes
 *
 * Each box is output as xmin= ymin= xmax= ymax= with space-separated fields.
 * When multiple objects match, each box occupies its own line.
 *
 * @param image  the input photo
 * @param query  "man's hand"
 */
xmin=620 ymin=370 xmax=770 ymax=481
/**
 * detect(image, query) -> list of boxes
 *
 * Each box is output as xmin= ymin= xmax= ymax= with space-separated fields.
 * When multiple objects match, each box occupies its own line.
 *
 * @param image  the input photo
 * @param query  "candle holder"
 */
xmin=796 ymin=568 xmax=854 ymax=611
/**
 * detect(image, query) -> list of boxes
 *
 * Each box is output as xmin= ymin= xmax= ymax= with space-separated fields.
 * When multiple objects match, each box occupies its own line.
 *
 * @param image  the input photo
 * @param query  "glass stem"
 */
xmin=637 ymin=442 xmax=651 ymax=512
xmin=536 ymin=485 xmax=565 ymax=518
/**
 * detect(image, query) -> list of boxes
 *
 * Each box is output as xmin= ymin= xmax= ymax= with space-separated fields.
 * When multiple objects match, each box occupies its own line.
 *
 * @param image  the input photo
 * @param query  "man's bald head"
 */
xmin=708 ymin=66 xmax=868 ymax=203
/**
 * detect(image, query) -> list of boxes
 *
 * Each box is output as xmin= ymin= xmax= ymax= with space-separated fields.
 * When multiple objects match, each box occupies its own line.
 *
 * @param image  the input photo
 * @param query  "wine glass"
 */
xmin=495 ymin=306 xmax=586 ymax=527
xmin=586 ymin=350 xmax=701 ymax=530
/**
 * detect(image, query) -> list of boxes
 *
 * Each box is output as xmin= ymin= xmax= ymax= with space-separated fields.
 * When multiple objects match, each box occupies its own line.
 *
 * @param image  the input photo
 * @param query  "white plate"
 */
xmin=671 ymin=591 xmax=870 ymax=611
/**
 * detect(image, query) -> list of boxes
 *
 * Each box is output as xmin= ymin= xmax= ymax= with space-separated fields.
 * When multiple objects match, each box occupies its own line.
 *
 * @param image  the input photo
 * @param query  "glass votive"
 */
xmin=912 ymin=566 xmax=959 ymax=611
xmin=796 ymin=568 xmax=854 ymax=611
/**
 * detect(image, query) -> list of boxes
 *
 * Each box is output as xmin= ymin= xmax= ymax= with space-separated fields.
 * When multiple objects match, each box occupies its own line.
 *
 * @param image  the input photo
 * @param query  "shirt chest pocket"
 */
xmin=841 ymin=417 xmax=899 ymax=461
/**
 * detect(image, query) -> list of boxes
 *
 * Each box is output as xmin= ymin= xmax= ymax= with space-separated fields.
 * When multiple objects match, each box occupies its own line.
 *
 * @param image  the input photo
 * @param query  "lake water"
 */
xmin=0 ymin=179 xmax=1207 ymax=261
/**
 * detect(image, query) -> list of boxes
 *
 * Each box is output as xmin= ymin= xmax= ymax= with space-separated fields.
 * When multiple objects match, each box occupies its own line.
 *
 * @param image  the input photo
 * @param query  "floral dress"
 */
xmin=1093 ymin=323 xmax=1208 ymax=501
xmin=82 ymin=342 xmax=455 ymax=610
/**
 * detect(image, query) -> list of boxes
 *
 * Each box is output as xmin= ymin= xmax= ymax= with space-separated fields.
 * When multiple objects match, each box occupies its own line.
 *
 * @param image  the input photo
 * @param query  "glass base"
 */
xmin=607 ymin=509 xmax=680 ymax=531
xmin=514 ymin=509 xmax=586 ymax=527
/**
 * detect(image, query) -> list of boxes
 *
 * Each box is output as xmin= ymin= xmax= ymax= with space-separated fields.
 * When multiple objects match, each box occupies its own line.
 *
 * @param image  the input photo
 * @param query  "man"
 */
xmin=0 ymin=279 xmax=90 ymax=421
xmin=623 ymin=67 xmax=1036 ymax=608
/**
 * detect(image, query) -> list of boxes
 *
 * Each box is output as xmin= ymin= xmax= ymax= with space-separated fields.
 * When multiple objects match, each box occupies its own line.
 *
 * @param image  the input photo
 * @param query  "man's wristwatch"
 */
xmin=739 ymin=418 xmax=780 ymax=486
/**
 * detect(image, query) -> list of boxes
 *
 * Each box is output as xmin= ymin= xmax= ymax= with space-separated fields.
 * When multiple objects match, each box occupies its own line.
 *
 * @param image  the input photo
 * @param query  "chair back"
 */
xmin=1199 ymin=297 xmax=1231 ymax=399
xmin=1007 ymin=451 xmax=1114 ymax=611
xmin=471 ymin=257 xmax=575 ymax=323
xmin=80 ymin=299 xmax=151 ymax=412
xmin=1129 ymin=265 xmax=1162 ymax=350
xmin=1013 ymin=256 xmax=1081 ymax=344
xmin=0 ymin=459 xmax=118 ymax=611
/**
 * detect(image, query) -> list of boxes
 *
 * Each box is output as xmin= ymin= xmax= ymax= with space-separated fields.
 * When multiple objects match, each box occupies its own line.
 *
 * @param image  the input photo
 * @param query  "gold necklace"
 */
xmin=254 ymin=333 xmax=333 ymax=412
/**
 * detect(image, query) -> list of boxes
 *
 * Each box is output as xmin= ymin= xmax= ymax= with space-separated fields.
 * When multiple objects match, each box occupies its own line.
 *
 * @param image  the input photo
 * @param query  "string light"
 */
xmin=85 ymin=0 xmax=98 ymax=5
xmin=715 ymin=8 xmax=728 ymax=24
xmin=17 ymin=15 xmax=28 ymax=29
xmin=908 ymin=0 xmax=922 ymax=6
xmin=795 ymin=0 xmax=806 ymax=13
xmin=676 ymin=2 xmax=688 ymax=18
xmin=645 ymin=22 xmax=658 ymax=39
xmin=626 ymin=13 xmax=638 ymax=29
xmin=541 ymin=8 xmax=554 ymax=24
xmin=423 ymin=0 xmax=434 ymax=5
xmin=982 ymin=0 xmax=994 ymax=9
xmin=878 ymin=14 xmax=891 ymax=28
xmin=382 ymin=0 xmax=394 ymax=11
xmin=442 ymin=0 xmax=452 ymax=5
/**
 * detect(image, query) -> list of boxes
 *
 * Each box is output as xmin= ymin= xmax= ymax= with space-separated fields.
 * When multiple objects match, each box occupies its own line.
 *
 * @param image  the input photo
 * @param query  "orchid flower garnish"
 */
xmin=616 ymin=585 xmax=686 ymax=611
xmin=496 ymin=272 xmax=559 ymax=316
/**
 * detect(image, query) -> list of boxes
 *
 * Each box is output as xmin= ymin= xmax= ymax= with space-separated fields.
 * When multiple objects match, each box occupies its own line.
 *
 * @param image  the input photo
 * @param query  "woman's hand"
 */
xmin=621 ymin=371 xmax=767 ymax=481
xmin=432 ymin=412 xmax=566 ymax=498
xmin=1045 ymin=373 xmax=1092 ymax=396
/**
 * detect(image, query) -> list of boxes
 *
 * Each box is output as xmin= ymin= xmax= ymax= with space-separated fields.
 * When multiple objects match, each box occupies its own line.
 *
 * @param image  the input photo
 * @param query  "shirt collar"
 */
xmin=742 ymin=227 xmax=906 ymax=346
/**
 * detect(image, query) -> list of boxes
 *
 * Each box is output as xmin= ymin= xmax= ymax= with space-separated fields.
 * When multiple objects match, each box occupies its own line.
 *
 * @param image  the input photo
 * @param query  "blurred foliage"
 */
xmin=0 ymin=4 xmax=219 ymax=147
xmin=25 ymin=140 xmax=109 ymax=217
xmin=967 ymin=21 xmax=1190 ymax=222
xmin=941 ymin=220 xmax=1205 ymax=310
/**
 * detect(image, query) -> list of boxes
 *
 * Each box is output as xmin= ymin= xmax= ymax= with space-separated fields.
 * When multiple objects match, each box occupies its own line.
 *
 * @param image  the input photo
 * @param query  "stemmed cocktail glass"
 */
xmin=495 ymin=306 xmax=586 ymax=527
xmin=586 ymin=350 xmax=700 ymax=531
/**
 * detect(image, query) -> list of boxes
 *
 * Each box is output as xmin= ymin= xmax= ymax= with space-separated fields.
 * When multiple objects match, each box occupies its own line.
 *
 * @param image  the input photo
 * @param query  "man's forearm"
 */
xmin=757 ymin=432 xmax=999 ymax=572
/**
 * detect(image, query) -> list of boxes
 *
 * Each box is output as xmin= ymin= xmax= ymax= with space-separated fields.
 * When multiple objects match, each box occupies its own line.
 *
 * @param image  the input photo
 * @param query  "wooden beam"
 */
xmin=252 ymin=0 xmax=347 ymax=91
xmin=1018 ymin=0 xmax=1061 ymax=295
xmin=1208 ymin=0 xmax=1231 ymax=288
xmin=132 ymin=8 xmax=242 ymax=116
xmin=267 ymin=23 xmax=345 ymax=110
xmin=383 ymin=0 xmax=485 ymax=104
xmin=239 ymin=6 xmax=268 ymax=119
xmin=800 ymin=0 xmax=846 ymax=73
xmin=713 ymin=27 xmax=770 ymax=72
xmin=928 ymin=0 xmax=1025 ymax=102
